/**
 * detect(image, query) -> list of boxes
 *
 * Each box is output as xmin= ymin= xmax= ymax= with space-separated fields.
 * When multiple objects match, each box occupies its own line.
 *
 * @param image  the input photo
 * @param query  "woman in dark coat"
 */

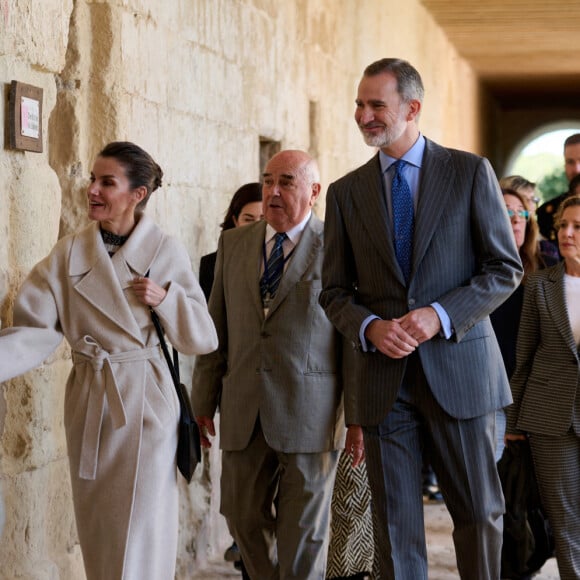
xmin=491 ymin=187 xmax=558 ymax=459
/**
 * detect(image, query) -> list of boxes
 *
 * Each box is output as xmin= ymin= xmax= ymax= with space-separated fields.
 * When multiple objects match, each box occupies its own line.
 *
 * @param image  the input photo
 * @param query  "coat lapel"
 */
xmin=69 ymin=216 xmax=163 ymax=344
xmin=116 ymin=214 xmax=164 ymax=281
xmin=411 ymin=139 xmax=453 ymax=279
xmin=544 ymin=263 xmax=578 ymax=354
xmin=350 ymin=155 xmax=404 ymax=283
xmin=243 ymin=221 xmax=268 ymax=319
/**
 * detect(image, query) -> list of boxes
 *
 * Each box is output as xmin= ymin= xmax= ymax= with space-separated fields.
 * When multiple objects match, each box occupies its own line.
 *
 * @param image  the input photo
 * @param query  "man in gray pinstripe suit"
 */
xmin=320 ymin=58 xmax=523 ymax=579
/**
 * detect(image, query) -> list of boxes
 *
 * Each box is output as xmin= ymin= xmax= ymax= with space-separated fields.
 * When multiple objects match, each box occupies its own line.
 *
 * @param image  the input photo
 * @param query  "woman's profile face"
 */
xmin=233 ymin=201 xmax=263 ymax=227
xmin=87 ymin=156 xmax=144 ymax=234
xmin=504 ymin=193 xmax=527 ymax=250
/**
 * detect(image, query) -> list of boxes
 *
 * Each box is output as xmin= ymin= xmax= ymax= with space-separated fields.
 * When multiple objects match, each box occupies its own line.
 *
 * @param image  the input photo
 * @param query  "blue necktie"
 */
xmin=391 ymin=160 xmax=414 ymax=282
xmin=260 ymin=232 xmax=287 ymax=299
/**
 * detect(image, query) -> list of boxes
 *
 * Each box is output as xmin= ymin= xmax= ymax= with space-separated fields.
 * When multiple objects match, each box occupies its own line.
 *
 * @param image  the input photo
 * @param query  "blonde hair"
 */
xmin=554 ymin=194 xmax=580 ymax=229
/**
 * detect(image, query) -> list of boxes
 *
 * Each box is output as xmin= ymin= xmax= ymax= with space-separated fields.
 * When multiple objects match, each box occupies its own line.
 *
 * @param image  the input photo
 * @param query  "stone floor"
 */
xmin=190 ymin=502 xmax=560 ymax=579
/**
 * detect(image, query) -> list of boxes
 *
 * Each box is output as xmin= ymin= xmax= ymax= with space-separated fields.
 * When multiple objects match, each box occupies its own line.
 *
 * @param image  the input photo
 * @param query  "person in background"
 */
xmin=327 ymin=344 xmax=376 ymax=580
xmin=500 ymin=175 xmax=559 ymax=262
xmin=491 ymin=187 xmax=558 ymax=460
xmin=499 ymin=175 xmax=542 ymax=213
xmin=199 ymin=182 xmax=263 ymax=301
xmin=198 ymin=182 xmax=262 ymax=580
xmin=320 ymin=57 xmax=522 ymax=579
xmin=0 ymin=142 xmax=218 ymax=580
xmin=193 ymin=150 xmax=349 ymax=579
xmin=326 ymin=443 xmax=375 ymax=580
xmin=569 ymin=172 xmax=580 ymax=197
xmin=506 ymin=194 xmax=580 ymax=579
xmin=536 ymin=133 xmax=580 ymax=243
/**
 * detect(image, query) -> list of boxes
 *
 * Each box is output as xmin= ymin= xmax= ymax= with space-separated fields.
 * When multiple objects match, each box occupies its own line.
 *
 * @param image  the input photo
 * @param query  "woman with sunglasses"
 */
xmin=492 ymin=188 xmax=558 ymax=457
xmin=491 ymin=188 xmax=557 ymax=578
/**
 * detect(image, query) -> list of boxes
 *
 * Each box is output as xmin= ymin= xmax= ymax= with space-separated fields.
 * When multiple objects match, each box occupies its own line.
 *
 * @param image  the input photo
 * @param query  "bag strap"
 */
xmin=150 ymin=307 xmax=180 ymax=386
xmin=144 ymin=269 xmax=180 ymax=387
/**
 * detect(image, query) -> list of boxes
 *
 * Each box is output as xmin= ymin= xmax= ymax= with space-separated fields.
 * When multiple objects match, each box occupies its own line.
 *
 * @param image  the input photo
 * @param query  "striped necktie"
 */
xmin=391 ymin=160 xmax=414 ymax=282
xmin=260 ymin=232 xmax=287 ymax=299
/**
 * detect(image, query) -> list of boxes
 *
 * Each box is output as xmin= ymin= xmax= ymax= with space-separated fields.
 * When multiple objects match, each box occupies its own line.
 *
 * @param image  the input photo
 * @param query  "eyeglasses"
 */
xmin=507 ymin=209 xmax=529 ymax=220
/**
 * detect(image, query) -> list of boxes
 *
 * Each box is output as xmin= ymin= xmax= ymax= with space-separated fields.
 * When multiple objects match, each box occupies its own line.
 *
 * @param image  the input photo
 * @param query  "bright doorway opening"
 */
xmin=505 ymin=125 xmax=580 ymax=203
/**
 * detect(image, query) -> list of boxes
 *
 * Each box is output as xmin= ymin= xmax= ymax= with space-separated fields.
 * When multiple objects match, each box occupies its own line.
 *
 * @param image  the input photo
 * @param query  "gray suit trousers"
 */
xmin=220 ymin=418 xmax=339 ymax=580
xmin=364 ymin=353 xmax=504 ymax=580
xmin=529 ymin=430 xmax=580 ymax=579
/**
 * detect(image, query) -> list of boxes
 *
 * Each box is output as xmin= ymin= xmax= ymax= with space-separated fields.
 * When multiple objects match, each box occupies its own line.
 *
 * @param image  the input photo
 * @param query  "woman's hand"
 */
xmin=504 ymin=433 xmax=526 ymax=443
xmin=345 ymin=424 xmax=365 ymax=467
xmin=131 ymin=276 xmax=167 ymax=307
xmin=196 ymin=416 xmax=216 ymax=448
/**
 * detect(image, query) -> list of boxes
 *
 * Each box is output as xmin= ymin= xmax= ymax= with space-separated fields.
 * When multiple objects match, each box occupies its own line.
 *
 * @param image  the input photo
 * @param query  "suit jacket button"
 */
xmin=408 ymin=298 xmax=416 ymax=306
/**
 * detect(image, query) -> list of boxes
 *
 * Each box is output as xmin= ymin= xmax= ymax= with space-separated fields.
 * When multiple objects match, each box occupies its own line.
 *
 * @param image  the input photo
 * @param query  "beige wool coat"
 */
xmin=0 ymin=215 xmax=218 ymax=580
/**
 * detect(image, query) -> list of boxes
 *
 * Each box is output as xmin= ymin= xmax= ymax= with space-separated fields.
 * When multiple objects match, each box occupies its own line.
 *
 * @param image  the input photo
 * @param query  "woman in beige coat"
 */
xmin=0 ymin=142 xmax=218 ymax=579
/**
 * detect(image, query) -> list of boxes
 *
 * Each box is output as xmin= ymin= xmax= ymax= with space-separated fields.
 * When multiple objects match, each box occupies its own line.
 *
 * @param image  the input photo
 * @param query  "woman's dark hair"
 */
xmin=98 ymin=141 xmax=163 ymax=214
xmin=220 ymin=182 xmax=262 ymax=231
xmin=502 ymin=187 xmax=543 ymax=279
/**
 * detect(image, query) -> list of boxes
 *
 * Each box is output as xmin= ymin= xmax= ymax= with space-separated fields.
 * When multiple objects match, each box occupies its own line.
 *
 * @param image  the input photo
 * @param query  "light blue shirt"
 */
xmin=359 ymin=136 xmax=452 ymax=351
xmin=379 ymin=135 xmax=425 ymax=215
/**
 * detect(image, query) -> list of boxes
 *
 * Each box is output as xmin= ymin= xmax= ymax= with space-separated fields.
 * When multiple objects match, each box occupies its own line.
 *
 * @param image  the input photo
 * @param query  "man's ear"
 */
xmin=406 ymin=99 xmax=421 ymax=121
xmin=310 ymin=183 xmax=322 ymax=206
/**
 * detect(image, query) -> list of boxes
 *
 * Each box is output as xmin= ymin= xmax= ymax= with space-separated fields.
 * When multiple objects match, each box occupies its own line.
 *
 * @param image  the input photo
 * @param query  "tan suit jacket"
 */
xmin=192 ymin=215 xmax=344 ymax=453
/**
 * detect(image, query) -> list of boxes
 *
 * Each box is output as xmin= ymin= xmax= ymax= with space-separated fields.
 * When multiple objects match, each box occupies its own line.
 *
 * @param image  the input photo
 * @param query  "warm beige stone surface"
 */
xmin=0 ymin=1 xmax=485 ymax=577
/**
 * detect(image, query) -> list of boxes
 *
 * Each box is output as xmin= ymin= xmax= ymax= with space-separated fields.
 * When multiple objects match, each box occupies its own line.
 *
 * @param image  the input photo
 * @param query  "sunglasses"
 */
xmin=507 ymin=209 xmax=529 ymax=220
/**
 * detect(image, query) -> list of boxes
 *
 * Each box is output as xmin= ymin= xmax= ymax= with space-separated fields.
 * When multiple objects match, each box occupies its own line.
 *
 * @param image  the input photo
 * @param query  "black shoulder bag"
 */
xmin=150 ymin=307 xmax=201 ymax=483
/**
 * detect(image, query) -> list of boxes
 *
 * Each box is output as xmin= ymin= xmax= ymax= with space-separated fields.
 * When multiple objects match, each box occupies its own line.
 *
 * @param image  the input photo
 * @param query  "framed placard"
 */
xmin=8 ymin=81 xmax=43 ymax=152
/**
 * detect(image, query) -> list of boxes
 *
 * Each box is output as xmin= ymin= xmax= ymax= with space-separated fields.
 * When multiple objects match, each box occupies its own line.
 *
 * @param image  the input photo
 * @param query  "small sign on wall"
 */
xmin=8 ymin=81 xmax=43 ymax=152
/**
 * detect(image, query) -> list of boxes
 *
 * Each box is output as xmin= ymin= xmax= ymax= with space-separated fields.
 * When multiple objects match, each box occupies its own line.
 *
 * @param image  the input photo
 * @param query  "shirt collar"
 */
xmin=265 ymin=210 xmax=312 ymax=246
xmin=379 ymin=133 xmax=426 ymax=173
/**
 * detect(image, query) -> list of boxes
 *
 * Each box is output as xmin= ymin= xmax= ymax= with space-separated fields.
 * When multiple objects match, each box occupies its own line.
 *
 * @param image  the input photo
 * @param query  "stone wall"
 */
xmin=0 ymin=0 xmax=481 ymax=577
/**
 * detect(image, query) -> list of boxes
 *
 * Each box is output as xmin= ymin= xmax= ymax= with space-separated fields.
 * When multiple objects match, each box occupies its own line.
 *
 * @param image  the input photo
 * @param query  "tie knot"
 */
xmin=393 ymin=159 xmax=407 ymax=174
xmin=273 ymin=232 xmax=287 ymax=246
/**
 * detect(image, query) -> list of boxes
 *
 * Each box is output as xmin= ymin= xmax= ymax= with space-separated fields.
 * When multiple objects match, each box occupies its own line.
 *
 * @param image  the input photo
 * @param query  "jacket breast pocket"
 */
xmin=293 ymin=279 xmax=322 ymax=304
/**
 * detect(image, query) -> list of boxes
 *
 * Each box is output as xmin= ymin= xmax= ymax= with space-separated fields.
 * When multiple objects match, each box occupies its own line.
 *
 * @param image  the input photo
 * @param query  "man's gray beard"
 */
xmin=359 ymin=127 xmax=391 ymax=148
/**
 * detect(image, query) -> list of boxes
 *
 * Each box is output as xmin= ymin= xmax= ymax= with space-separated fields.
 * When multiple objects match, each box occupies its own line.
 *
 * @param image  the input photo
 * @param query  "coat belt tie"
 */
xmin=72 ymin=336 xmax=160 ymax=480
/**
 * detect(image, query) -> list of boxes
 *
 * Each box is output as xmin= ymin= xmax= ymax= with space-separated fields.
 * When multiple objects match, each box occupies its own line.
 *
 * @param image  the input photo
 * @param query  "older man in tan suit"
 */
xmin=192 ymin=150 xmax=347 ymax=580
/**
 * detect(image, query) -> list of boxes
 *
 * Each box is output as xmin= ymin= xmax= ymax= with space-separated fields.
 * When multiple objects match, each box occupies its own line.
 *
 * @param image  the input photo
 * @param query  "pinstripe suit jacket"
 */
xmin=320 ymin=138 xmax=523 ymax=426
xmin=192 ymin=215 xmax=345 ymax=453
xmin=506 ymin=262 xmax=580 ymax=436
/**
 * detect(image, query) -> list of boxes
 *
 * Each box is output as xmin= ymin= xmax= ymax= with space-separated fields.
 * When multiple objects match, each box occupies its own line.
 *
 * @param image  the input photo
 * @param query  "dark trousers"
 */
xmin=363 ymin=354 xmax=503 ymax=580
